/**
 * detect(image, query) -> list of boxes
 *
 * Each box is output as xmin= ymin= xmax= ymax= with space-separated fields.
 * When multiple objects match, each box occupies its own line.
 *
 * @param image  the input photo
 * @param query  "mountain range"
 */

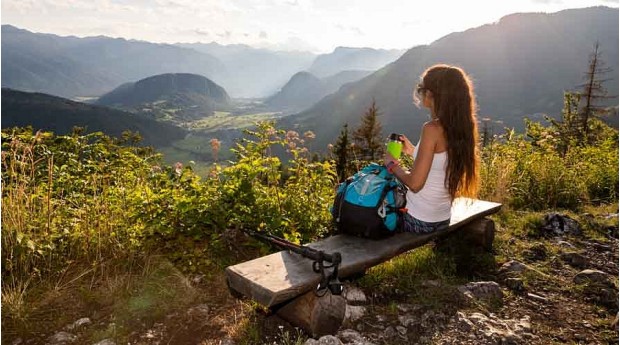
xmin=307 ymin=47 xmax=404 ymax=78
xmin=1 ymin=25 xmax=226 ymax=99
xmin=281 ymin=6 xmax=619 ymax=152
xmin=175 ymin=42 xmax=316 ymax=98
xmin=2 ymin=6 xmax=618 ymax=161
xmin=2 ymin=25 xmax=405 ymax=100
xmin=265 ymin=70 xmax=373 ymax=112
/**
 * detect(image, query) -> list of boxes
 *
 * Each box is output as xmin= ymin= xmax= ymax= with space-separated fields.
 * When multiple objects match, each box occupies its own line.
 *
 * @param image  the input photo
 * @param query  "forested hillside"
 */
xmin=96 ymin=73 xmax=232 ymax=122
xmin=1 ymin=88 xmax=186 ymax=147
xmin=283 ymin=7 xmax=619 ymax=152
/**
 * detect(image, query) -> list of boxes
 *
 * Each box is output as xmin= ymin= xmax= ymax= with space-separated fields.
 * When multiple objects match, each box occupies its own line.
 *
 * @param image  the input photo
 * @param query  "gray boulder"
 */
xmin=458 ymin=281 xmax=504 ymax=305
xmin=47 ymin=332 xmax=76 ymax=345
xmin=573 ymin=269 xmax=612 ymax=285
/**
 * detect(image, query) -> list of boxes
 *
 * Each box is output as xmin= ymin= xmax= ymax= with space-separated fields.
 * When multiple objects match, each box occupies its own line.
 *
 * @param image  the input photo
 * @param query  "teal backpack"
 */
xmin=331 ymin=163 xmax=407 ymax=239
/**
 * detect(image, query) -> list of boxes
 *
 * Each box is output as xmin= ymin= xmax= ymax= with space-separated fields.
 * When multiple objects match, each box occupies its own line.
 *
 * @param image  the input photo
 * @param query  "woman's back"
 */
xmin=407 ymin=147 xmax=451 ymax=222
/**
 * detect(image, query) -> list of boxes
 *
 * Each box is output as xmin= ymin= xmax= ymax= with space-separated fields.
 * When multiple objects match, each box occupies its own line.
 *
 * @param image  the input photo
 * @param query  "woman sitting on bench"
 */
xmin=384 ymin=64 xmax=480 ymax=234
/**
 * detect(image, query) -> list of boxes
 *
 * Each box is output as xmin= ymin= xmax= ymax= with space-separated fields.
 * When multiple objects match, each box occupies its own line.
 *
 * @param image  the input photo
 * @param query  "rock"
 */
xmin=555 ymin=240 xmax=575 ymax=248
xmin=395 ymin=325 xmax=407 ymax=335
xmin=498 ymin=260 xmax=528 ymax=275
xmin=600 ymin=288 xmax=619 ymax=307
xmin=343 ymin=286 xmax=367 ymax=304
xmin=590 ymin=242 xmax=612 ymax=252
xmin=458 ymin=281 xmax=504 ymax=305
xmin=187 ymin=304 xmax=210 ymax=318
xmin=420 ymin=279 xmax=441 ymax=288
xmin=460 ymin=312 xmax=534 ymax=344
xmin=66 ymin=317 xmax=91 ymax=331
xmin=504 ymin=278 xmax=525 ymax=292
xmin=11 ymin=338 xmax=22 ymax=345
xmin=383 ymin=326 xmax=397 ymax=338
xmin=344 ymin=305 xmax=366 ymax=323
xmin=523 ymin=243 xmax=547 ymax=262
xmin=560 ymin=252 xmax=588 ymax=268
xmin=92 ymin=340 xmax=115 ymax=345
xmin=573 ymin=269 xmax=612 ymax=285
xmin=192 ymin=274 xmax=205 ymax=284
xmin=396 ymin=303 xmax=421 ymax=313
xmin=540 ymin=213 xmax=582 ymax=236
xmin=526 ymin=292 xmax=548 ymax=303
xmin=337 ymin=329 xmax=376 ymax=344
xmin=456 ymin=312 xmax=475 ymax=331
xmin=47 ymin=332 xmax=77 ymax=345
xmin=398 ymin=315 xmax=416 ymax=328
xmin=304 ymin=339 xmax=320 ymax=345
xmin=317 ymin=335 xmax=342 ymax=345
xmin=219 ymin=338 xmax=235 ymax=345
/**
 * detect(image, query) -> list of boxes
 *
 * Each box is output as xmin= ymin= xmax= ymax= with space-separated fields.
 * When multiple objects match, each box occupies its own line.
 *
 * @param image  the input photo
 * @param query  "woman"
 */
xmin=384 ymin=64 xmax=480 ymax=234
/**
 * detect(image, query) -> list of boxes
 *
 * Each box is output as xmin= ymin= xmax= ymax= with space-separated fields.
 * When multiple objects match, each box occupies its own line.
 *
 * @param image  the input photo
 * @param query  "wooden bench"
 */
xmin=225 ymin=197 xmax=502 ymax=337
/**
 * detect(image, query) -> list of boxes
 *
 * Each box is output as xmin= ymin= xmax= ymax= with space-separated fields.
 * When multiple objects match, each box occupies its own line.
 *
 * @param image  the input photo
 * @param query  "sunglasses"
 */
xmin=416 ymin=84 xmax=429 ymax=95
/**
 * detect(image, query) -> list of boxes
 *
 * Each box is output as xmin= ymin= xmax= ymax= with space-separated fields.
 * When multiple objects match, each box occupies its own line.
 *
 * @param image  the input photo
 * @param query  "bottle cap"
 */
xmin=388 ymin=133 xmax=402 ymax=141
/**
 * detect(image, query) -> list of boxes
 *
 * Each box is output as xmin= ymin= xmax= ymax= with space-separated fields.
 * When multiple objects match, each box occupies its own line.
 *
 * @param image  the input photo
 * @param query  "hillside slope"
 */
xmin=2 ymin=88 xmax=186 ymax=147
xmin=1 ymin=25 xmax=226 ymax=98
xmin=266 ymin=70 xmax=373 ymax=112
xmin=96 ymin=73 xmax=231 ymax=122
xmin=308 ymin=47 xmax=405 ymax=78
xmin=282 ymin=7 xmax=619 ymax=151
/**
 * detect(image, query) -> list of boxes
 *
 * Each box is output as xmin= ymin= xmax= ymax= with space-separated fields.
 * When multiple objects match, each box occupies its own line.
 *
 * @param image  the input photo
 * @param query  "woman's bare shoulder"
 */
xmin=422 ymin=120 xmax=444 ymax=135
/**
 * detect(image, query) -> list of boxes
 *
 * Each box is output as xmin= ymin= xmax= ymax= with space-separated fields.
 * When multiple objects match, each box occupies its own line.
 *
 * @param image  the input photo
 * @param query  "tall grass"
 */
xmin=479 ymin=124 xmax=618 ymax=210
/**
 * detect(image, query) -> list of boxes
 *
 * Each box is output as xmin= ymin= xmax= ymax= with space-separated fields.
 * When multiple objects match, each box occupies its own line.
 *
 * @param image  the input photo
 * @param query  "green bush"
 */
xmin=480 ymin=120 xmax=618 ymax=210
xmin=1 ymin=122 xmax=337 ymax=291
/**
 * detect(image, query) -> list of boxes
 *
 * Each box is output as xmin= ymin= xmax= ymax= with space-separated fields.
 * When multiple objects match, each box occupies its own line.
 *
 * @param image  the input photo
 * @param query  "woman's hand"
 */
xmin=400 ymin=135 xmax=415 ymax=156
xmin=384 ymin=152 xmax=396 ymax=166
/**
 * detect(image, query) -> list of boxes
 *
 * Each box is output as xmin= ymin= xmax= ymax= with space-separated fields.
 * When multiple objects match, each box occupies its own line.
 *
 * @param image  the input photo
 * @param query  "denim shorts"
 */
xmin=402 ymin=212 xmax=450 ymax=234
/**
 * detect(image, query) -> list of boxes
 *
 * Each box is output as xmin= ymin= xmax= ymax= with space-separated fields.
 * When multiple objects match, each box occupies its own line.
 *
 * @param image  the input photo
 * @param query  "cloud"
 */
xmin=530 ymin=0 xmax=563 ymax=4
xmin=216 ymin=31 xmax=232 ymax=39
xmin=194 ymin=29 xmax=210 ymax=37
xmin=259 ymin=31 xmax=268 ymax=39
xmin=334 ymin=24 xmax=364 ymax=35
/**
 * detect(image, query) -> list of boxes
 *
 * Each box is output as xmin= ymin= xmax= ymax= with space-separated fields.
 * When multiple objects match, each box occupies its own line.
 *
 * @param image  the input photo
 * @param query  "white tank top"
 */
xmin=406 ymin=145 xmax=452 ymax=222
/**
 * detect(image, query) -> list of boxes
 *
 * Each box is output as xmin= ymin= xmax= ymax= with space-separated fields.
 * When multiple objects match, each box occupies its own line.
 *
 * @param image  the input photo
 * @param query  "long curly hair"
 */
xmin=416 ymin=64 xmax=480 ymax=199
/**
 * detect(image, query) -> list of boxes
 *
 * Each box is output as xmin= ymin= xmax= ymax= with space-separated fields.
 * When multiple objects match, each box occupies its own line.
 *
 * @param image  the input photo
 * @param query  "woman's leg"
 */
xmin=402 ymin=213 xmax=449 ymax=234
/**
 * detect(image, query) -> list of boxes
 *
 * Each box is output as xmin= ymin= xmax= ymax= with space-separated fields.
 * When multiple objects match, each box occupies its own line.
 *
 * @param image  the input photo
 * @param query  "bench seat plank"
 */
xmin=225 ymin=198 xmax=502 ymax=307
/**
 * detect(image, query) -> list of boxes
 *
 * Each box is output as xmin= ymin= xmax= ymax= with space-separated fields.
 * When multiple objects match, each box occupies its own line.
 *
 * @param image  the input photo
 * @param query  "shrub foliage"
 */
xmin=1 ymin=115 xmax=617 ymax=315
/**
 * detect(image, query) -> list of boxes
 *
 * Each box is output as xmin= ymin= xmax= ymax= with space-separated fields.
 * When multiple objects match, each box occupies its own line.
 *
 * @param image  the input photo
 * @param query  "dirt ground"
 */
xmin=5 ymin=213 xmax=619 ymax=345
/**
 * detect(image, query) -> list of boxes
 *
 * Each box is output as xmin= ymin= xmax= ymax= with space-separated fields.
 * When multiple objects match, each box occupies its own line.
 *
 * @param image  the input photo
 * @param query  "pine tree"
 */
xmin=352 ymin=100 xmax=384 ymax=161
xmin=576 ymin=41 xmax=614 ymax=142
xmin=544 ymin=92 xmax=581 ymax=156
xmin=332 ymin=123 xmax=351 ymax=182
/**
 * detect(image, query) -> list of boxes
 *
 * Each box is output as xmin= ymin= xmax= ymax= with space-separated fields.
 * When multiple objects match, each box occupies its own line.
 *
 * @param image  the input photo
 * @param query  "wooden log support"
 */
xmin=275 ymin=290 xmax=346 ymax=338
xmin=461 ymin=217 xmax=496 ymax=251
xmin=225 ymin=198 xmax=502 ymax=336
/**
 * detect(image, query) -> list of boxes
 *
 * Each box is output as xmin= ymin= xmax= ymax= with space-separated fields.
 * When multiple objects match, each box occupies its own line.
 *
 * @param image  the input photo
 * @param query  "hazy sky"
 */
xmin=2 ymin=0 xmax=618 ymax=53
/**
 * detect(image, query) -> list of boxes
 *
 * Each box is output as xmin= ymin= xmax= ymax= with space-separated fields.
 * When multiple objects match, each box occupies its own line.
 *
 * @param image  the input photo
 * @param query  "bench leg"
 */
xmin=461 ymin=217 xmax=495 ymax=252
xmin=275 ymin=290 xmax=346 ymax=338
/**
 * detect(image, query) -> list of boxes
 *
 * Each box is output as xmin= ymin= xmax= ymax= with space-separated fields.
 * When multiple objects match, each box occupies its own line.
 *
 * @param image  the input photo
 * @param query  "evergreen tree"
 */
xmin=542 ymin=92 xmax=581 ymax=156
xmin=332 ymin=123 xmax=351 ymax=182
xmin=352 ymin=100 xmax=384 ymax=162
xmin=577 ymin=41 xmax=615 ymax=142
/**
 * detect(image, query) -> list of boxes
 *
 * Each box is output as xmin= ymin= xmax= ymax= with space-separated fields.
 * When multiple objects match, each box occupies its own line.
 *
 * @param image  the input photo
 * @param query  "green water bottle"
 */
xmin=386 ymin=133 xmax=403 ymax=159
